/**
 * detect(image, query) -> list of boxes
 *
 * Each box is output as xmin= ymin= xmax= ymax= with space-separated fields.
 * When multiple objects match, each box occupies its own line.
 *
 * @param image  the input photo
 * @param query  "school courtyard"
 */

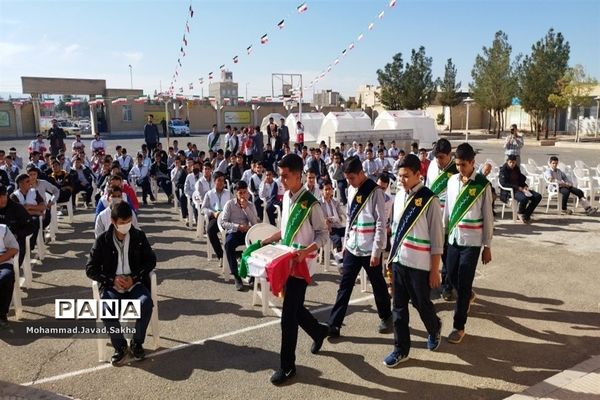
xmin=0 ymin=137 xmax=599 ymax=400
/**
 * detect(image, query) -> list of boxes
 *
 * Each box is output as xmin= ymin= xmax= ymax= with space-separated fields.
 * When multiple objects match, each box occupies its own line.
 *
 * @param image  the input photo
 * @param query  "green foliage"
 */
xmin=470 ymin=31 xmax=518 ymax=136
xmin=438 ymin=58 xmax=461 ymax=132
xmin=436 ymin=113 xmax=445 ymax=125
xmin=376 ymin=47 xmax=437 ymax=110
xmin=518 ymin=28 xmax=570 ymax=138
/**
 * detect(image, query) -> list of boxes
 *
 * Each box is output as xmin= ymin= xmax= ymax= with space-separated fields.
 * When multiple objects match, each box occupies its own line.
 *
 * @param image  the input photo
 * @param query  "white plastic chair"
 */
xmin=245 ymin=223 xmax=280 ymax=315
xmin=319 ymin=237 xmax=332 ymax=272
xmin=172 ymin=182 xmax=179 ymax=212
xmin=498 ymin=179 xmax=519 ymax=222
xmin=543 ymin=175 xmax=562 ymax=215
xmin=56 ymin=197 xmax=73 ymax=223
xmin=150 ymin=177 xmax=159 ymax=200
xmin=527 ymin=158 xmax=544 ymax=172
xmin=187 ymin=197 xmax=196 ymax=228
xmin=92 ymin=271 xmax=160 ymax=363
xmin=274 ymin=204 xmax=282 ymax=227
xmin=35 ymin=216 xmax=46 ymax=261
xmin=19 ymin=234 xmax=33 ymax=289
xmin=573 ymin=168 xmax=592 ymax=204
xmin=10 ymin=254 xmax=23 ymax=320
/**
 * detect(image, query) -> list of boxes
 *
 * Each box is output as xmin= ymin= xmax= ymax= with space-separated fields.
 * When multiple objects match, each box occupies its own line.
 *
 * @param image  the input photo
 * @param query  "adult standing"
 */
xmin=207 ymin=124 xmax=221 ymax=153
xmin=252 ymin=126 xmax=264 ymax=162
xmin=144 ymin=115 xmax=160 ymax=156
xmin=278 ymin=117 xmax=289 ymax=148
xmin=47 ymin=119 xmax=66 ymax=157
xmin=160 ymin=118 xmax=167 ymax=137
xmin=504 ymin=124 xmax=524 ymax=165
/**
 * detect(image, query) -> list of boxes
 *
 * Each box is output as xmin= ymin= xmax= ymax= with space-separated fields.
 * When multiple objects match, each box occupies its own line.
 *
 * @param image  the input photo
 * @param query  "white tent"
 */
xmin=285 ymin=112 xmax=325 ymax=143
xmin=318 ymin=111 xmax=372 ymax=144
xmin=373 ymin=110 xmax=438 ymax=145
xmin=259 ymin=113 xmax=286 ymax=134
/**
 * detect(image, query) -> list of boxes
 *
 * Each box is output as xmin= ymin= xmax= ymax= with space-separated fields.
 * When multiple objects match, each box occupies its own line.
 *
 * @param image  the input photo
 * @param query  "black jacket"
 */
xmin=0 ymin=199 xmax=36 ymax=240
xmin=499 ymin=163 xmax=527 ymax=202
xmin=85 ymin=225 xmax=156 ymax=291
xmin=144 ymin=123 xmax=159 ymax=145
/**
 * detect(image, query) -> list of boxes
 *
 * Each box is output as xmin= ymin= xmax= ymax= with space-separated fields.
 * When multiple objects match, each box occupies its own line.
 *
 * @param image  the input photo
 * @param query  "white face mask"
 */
xmin=116 ymin=222 xmax=132 ymax=235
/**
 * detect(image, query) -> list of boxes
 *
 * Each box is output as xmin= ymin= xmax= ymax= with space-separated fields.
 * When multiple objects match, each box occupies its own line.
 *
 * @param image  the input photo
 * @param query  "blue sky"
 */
xmin=0 ymin=0 xmax=598 ymax=100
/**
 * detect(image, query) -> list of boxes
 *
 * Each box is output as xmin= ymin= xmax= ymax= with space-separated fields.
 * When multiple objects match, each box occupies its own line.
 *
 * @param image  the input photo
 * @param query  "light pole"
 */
xmin=128 ymin=64 xmax=133 ymax=89
xmin=595 ymin=96 xmax=600 ymax=139
xmin=464 ymin=96 xmax=474 ymax=142
xmin=245 ymin=82 xmax=250 ymax=102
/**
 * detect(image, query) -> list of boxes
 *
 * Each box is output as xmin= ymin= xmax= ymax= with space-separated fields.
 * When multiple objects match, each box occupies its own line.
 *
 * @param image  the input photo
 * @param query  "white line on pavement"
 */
xmin=21 ymin=294 xmax=375 ymax=386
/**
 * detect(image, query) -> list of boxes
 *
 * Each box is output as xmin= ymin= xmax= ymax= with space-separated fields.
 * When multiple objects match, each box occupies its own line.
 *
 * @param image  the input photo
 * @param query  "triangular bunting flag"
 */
xmin=260 ymin=34 xmax=268 ymax=44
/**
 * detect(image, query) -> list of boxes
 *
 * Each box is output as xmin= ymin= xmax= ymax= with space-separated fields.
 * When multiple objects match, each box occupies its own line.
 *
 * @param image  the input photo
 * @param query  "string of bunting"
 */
xmin=302 ymin=0 xmax=397 ymax=92
xmin=167 ymin=1 xmax=310 ymax=99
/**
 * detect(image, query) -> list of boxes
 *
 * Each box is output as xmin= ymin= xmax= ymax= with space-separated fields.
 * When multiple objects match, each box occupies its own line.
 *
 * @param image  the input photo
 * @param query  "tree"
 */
xmin=376 ymin=47 xmax=437 ymax=110
xmin=438 ymin=58 xmax=461 ymax=132
xmin=518 ymin=28 xmax=570 ymax=140
xmin=470 ymin=31 xmax=518 ymax=138
xmin=376 ymin=53 xmax=404 ymax=110
xmin=549 ymin=65 xmax=598 ymax=142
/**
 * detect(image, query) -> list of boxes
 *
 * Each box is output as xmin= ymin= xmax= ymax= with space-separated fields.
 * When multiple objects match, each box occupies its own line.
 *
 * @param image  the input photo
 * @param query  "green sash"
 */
xmin=210 ymin=133 xmax=220 ymax=150
xmin=282 ymin=189 xmax=318 ymax=246
xmin=429 ymin=161 xmax=458 ymax=195
xmin=238 ymin=240 xmax=262 ymax=278
xmin=448 ymin=173 xmax=490 ymax=234
xmin=387 ymin=186 xmax=435 ymax=265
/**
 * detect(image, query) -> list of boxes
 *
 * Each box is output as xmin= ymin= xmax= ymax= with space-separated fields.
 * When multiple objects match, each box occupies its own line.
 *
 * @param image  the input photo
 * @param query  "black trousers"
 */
xmin=514 ymin=190 xmax=542 ymax=218
xmin=336 ymin=179 xmax=348 ymax=205
xmin=136 ymin=177 xmax=153 ymax=201
xmin=74 ymin=183 xmax=93 ymax=204
xmin=280 ymin=276 xmax=321 ymax=370
xmin=329 ymin=227 xmax=345 ymax=252
xmin=327 ymin=251 xmax=391 ymax=329
xmin=392 ymin=263 xmax=441 ymax=356
xmin=224 ymin=231 xmax=245 ymax=276
xmin=446 ymin=243 xmax=481 ymax=331
xmin=559 ymin=186 xmax=585 ymax=210
xmin=266 ymin=204 xmax=277 ymax=226
xmin=0 ymin=263 xmax=14 ymax=319
xmin=206 ymin=217 xmax=223 ymax=259
xmin=253 ymin=197 xmax=263 ymax=221
xmin=180 ymin=194 xmax=197 ymax=220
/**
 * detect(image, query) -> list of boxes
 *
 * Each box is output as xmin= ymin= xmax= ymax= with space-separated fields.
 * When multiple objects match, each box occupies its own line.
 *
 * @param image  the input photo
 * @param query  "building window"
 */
xmin=122 ymin=105 xmax=132 ymax=121
xmin=0 ymin=111 xmax=10 ymax=127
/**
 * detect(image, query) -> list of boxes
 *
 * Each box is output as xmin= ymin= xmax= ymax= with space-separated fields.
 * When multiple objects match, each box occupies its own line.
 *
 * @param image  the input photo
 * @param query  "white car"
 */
xmin=168 ymin=119 xmax=190 ymax=136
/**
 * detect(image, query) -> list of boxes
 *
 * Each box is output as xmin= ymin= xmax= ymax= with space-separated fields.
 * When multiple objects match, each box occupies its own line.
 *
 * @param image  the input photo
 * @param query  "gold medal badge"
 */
xmin=415 ymin=198 xmax=422 ymax=207
xmin=469 ymin=188 xmax=477 ymax=196
xmin=300 ymin=200 xmax=308 ymax=209
xmin=447 ymin=172 xmax=453 ymax=177
xmin=356 ymin=195 xmax=362 ymax=204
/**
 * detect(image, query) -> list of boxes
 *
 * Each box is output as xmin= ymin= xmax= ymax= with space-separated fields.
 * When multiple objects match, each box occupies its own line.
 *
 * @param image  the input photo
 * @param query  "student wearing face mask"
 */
xmin=86 ymin=202 xmax=156 ymax=365
xmin=94 ymin=186 xmax=139 ymax=238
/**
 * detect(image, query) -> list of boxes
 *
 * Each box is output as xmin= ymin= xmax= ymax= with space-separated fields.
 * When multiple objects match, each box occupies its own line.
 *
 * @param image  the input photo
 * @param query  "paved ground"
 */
xmin=0 ymin=136 xmax=599 ymax=400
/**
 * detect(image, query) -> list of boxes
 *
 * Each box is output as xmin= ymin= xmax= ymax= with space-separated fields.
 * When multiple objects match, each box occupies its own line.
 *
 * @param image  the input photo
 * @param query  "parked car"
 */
xmin=57 ymin=120 xmax=81 ymax=135
xmin=168 ymin=119 xmax=190 ymax=136
xmin=76 ymin=119 xmax=91 ymax=133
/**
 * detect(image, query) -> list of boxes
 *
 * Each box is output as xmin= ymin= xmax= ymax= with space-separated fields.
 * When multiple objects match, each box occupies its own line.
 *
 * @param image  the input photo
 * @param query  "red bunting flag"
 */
xmin=342 ymin=49 xmax=347 ymax=56
xmin=219 ymin=64 xmax=225 ymax=71
xmin=297 ymin=2 xmax=308 ymax=13
xmin=233 ymin=56 xmax=239 ymax=64
xmin=260 ymin=34 xmax=268 ymax=44
xmin=277 ymin=19 xmax=285 ymax=29
xmin=247 ymin=45 xmax=253 ymax=55
xmin=208 ymin=72 xmax=213 ymax=80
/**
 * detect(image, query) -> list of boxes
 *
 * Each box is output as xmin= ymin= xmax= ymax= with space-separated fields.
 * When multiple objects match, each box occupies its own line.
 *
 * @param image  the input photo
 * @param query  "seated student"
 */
xmin=320 ymin=181 xmax=346 ymax=263
xmin=259 ymin=169 xmax=283 ymax=226
xmin=0 ymin=224 xmax=19 ymax=328
xmin=241 ymin=160 xmax=257 ymax=186
xmin=0 ymin=185 xmax=35 ymax=267
xmin=149 ymin=151 xmax=173 ymax=203
xmin=170 ymin=157 xmax=185 ymax=207
xmin=86 ymin=202 xmax=156 ymax=365
xmin=307 ymin=148 xmax=328 ymax=184
xmin=362 ymin=149 xmax=381 ymax=181
xmin=418 ymin=148 xmax=430 ymax=178
xmin=27 ymin=151 xmax=46 ymax=173
xmin=392 ymin=150 xmax=407 ymax=176
xmin=201 ymin=172 xmax=231 ymax=264
xmin=227 ymin=153 xmax=245 ymax=186
xmin=117 ymin=147 xmax=133 ymax=177
xmin=328 ymin=152 xmax=347 ymax=205
xmin=193 ymin=162 xmax=213 ymax=211
xmin=214 ymin=149 xmax=229 ymax=175
xmin=11 ymin=174 xmax=47 ymax=252
xmin=305 ymin=171 xmax=321 ymax=199
xmin=499 ymin=155 xmax=542 ymax=223
xmin=182 ymin=160 xmax=201 ymax=223
xmin=95 ymin=186 xmax=139 ymax=238
xmin=376 ymin=149 xmax=393 ymax=179
xmin=545 ymin=156 xmax=597 ymax=215
xmin=129 ymin=153 xmax=154 ymax=205
xmin=479 ymin=162 xmax=498 ymax=214
xmin=263 ymin=143 xmax=276 ymax=172
xmin=27 ymin=166 xmax=56 ymax=228
xmin=387 ymin=141 xmax=400 ymax=159
xmin=221 ymin=180 xmax=258 ymax=290
xmin=71 ymin=157 xmax=94 ymax=207
xmin=95 ymin=175 xmax=137 ymax=216
xmin=2 ymin=155 xmax=20 ymax=193
xmin=49 ymin=158 xmax=73 ymax=209
xmin=249 ymin=162 xmax=264 ymax=221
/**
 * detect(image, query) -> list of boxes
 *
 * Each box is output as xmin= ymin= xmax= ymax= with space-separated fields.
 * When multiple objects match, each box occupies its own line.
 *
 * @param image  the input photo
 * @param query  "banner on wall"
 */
xmin=0 ymin=111 xmax=10 ymax=127
xmin=224 ymin=111 xmax=251 ymax=124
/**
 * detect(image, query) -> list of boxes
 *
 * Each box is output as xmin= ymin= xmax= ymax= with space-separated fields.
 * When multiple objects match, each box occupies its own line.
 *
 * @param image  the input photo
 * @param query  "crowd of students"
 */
xmin=0 ymin=122 xmax=597 ymax=385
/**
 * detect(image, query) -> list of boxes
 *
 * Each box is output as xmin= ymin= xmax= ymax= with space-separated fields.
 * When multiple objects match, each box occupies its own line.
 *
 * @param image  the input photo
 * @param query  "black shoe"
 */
xmin=311 ymin=323 xmax=329 ymax=354
xmin=111 ymin=346 xmax=128 ymax=365
xmin=234 ymin=276 xmax=244 ymax=291
xmin=378 ymin=315 xmax=393 ymax=334
xmin=248 ymin=277 xmax=255 ymax=286
xmin=130 ymin=341 xmax=145 ymax=361
xmin=0 ymin=316 xmax=9 ymax=330
xmin=327 ymin=325 xmax=340 ymax=338
xmin=441 ymin=288 xmax=454 ymax=301
xmin=270 ymin=367 xmax=296 ymax=385
xmin=143 ymin=199 xmax=148 ymax=206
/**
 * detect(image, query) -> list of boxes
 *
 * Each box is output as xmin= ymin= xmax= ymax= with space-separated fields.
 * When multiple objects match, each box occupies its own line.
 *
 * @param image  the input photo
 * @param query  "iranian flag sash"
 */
xmin=447 ymin=173 xmax=490 ymax=234
xmin=386 ymin=186 xmax=435 ymax=265
xmin=429 ymin=161 xmax=458 ymax=195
